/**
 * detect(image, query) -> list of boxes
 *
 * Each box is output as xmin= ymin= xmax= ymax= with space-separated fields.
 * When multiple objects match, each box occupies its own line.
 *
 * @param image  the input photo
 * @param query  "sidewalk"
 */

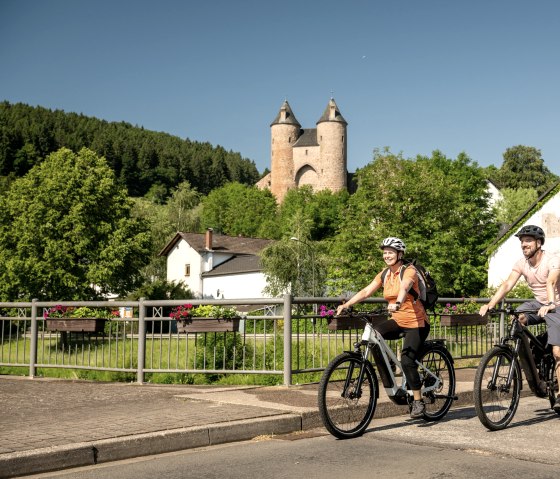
xmin=0 ymin=369 xmax=476 ymax=478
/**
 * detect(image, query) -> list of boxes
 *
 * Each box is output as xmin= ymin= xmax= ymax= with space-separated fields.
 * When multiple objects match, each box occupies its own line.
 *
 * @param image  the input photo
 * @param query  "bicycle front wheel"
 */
xmin=318 ymin=352 xmax=378 ymax=439
xmin=474 ymin=346 xmax=521 ymax=430
xmin=419 ymin=346 xmax=456 ymax=421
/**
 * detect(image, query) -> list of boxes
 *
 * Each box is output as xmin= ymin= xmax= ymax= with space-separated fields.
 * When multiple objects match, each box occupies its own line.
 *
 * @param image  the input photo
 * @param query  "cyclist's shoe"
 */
xmin=410 ymin=399 xmax=425 ymax=418
xmin=554 ymin=395 xmax=560 ymax=413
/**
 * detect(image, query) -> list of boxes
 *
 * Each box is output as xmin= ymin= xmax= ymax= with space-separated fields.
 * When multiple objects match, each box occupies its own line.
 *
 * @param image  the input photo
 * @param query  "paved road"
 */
xmin=26 ymin=397 xmax=560 ymax=479
xmin=370 ymin=396 xmax=560 ymax=465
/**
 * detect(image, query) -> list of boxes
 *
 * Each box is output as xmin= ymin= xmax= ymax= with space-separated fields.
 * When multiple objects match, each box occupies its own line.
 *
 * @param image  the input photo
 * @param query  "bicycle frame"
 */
xmin=496 ymin=315 xmax=548 ymax=397
xmin=358 ymin=322 xmax=443 ymax=400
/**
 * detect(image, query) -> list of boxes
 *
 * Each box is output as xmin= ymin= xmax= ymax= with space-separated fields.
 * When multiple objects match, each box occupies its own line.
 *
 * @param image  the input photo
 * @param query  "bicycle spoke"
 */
xmin=420 ymin=347 xmax=455 ymax=420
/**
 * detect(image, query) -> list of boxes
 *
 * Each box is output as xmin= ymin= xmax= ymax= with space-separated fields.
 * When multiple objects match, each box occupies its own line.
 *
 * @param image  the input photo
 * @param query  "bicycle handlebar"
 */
xmin=335 ymin=308 xmax=390 ymax=318
xmin=488 ymin=307 xmax=540 ymax=316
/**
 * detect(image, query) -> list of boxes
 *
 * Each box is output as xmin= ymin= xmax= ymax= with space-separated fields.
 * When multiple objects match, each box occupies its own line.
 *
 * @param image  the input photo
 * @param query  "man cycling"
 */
xmin=336 ymin=237 xmax=429 ymax=418
xmin=479 ymin=224 xmax=560 ymax=412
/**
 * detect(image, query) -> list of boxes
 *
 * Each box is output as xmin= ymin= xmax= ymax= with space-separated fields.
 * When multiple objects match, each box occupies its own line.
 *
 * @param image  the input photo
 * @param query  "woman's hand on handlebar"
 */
xmin=479 ymin=304 xmax=490 ymax=317
xmin=336 ymin=304 xmax=348 ymax=316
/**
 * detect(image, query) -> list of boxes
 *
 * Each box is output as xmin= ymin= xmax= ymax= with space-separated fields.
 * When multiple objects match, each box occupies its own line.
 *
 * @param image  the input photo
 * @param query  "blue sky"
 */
xmin=2 ymin=0 xmax=560 ymax=176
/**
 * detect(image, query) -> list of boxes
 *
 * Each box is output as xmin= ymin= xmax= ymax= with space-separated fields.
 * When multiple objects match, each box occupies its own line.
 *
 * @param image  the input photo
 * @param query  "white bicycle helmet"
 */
xmin=379 ymin=237 xmax=406 ymax=252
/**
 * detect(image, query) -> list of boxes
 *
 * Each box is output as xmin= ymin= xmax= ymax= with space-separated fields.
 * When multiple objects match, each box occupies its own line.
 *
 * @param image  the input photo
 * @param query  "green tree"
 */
xmin=201 ymin=182 xmax=277 ymax=238
xmin=127 ymin=278 xmax=192 ymax=300
xmin=278 ymin=186 xmax=349 ymax=240
xmin=261 ymin=239 xmax=304 ymax=297
xmin=328 ymin=149 xmax=498 ymax=297
xmin=492 ymin=145 xmax=558 ymax=195
xmin=166 ymin=181 xmax=202 ymax=233
xmin=260 ymin=210 xmax=329 ymax=297
xmin=0 ymin=147 xmax=151 ymax=300
xmin=131 ymin=181 xmax=203 ymax=283
xmin=494 ymin=188 xmax=538 ymax=225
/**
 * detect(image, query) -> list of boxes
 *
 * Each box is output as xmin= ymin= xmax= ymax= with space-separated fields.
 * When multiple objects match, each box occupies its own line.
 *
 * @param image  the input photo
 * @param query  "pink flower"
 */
xmin=170 ymin=304 xmax=193 ymax=320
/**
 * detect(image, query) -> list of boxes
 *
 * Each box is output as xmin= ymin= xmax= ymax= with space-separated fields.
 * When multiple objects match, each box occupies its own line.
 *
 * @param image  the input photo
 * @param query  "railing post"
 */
xmin=137 ymin=298 xmax=146 ymax=384
xmin=29 ymin=299 xmax=38 ymax=378
xmin=283 ymin=294 xmax=292 ymax=386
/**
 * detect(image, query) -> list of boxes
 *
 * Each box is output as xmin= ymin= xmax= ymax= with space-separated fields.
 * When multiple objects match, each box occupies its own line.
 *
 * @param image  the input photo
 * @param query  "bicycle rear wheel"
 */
xmin=419 ymin=346 xmax=456 ymax=420
xmin=474 ymin=346 xmax=521 ymax=430
xmin=543 ymin=355 xmax=560 ymax=414
xmin=318 ymin=352 xmax=378 ymax=439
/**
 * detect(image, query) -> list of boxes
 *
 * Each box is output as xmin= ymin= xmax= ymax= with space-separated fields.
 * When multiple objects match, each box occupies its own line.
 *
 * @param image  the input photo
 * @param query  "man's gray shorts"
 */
xmin=516 ymin=300 xmax=560 ymax=346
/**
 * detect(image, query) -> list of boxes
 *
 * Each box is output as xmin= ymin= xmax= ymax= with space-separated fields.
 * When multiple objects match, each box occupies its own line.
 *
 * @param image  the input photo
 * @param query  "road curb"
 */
xmin=0 ymin=415 xmax=302 ymax=478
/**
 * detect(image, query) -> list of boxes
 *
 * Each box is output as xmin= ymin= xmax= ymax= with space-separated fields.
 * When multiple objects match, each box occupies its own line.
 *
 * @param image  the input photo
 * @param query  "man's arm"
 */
xmin=479 ymin=270 xmax=522 ymax=316
xmin=538 ymin=268 xmax=560 ymax=317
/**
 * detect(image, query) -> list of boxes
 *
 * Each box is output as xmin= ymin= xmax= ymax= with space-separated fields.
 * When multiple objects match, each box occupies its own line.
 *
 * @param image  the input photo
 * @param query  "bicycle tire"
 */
xmin=473 ymin=346 xmax=521 ymax=430
xmin=543 ymin=355 xmax=560 ymax=414
xmin=318 ymin=352 xmax=378 ymax=439
xmin=419 ymin=346 xmax=456 ymax=421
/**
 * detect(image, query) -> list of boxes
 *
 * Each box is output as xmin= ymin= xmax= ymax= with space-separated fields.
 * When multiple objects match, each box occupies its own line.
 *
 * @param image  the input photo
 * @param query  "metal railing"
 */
xmin=0 ymin=296 xmax=535 ymax=385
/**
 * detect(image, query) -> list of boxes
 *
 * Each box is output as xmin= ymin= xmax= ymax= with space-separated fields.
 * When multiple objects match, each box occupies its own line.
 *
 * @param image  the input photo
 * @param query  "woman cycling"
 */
xmin=336 ymin=237 xmax=430 ymax=418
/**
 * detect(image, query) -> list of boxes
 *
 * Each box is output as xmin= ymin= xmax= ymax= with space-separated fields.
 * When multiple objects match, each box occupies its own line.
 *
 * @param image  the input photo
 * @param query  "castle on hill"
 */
xmin=256 ymin=98 xmax=349 ymax=202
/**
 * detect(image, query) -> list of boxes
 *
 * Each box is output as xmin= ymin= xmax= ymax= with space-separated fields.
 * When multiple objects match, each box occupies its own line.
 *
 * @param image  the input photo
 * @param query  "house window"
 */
xmin=184 ymin=264 xmax=191 ymax=277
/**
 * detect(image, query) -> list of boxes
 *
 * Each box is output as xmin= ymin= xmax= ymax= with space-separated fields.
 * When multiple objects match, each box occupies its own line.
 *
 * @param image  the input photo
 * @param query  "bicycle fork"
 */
xmin=488 ymin=343 xmax=518 ymax=394
xmin=341 ymin=346 xmax=370 ymax=400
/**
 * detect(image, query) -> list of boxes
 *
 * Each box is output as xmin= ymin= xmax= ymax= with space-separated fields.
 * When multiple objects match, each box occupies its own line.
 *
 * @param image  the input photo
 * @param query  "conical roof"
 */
xmin=270 ymin=100 xmax=301 ymax=127
xmin=317 ymin=98 xmax=347 ymax=125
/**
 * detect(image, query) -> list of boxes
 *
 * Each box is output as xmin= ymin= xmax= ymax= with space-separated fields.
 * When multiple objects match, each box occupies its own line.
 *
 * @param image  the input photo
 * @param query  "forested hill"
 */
xmin=0 ymin=101 xmax=261 ymax=197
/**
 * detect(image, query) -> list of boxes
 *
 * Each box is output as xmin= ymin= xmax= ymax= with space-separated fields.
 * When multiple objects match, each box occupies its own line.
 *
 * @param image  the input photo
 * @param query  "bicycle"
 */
xmin=317 ymin=310 xmax=457 ymax=439
xmin=473 ymin=307 xmax=560 ymax=431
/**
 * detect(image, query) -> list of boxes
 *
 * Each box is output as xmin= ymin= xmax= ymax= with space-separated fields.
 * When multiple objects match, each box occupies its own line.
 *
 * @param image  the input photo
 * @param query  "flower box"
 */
xmin=327 ymin=314 xmax=387 ymax=331
xmin=440 ymin=313 xmax=488 ymax=327
xmin=176 ymin=318 xmax=240 ymax=333
xmin=45 ymin=318 xmax=107 ymax=333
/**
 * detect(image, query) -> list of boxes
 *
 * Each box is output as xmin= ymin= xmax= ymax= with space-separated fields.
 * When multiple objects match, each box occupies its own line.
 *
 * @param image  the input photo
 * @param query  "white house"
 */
xmin=486 ymin=179 xmax=503 ymax=209
xmin=488 ymin=181 xmax=560 ymax=287
xmin=159 ymin=229 xmax=275 ymax=299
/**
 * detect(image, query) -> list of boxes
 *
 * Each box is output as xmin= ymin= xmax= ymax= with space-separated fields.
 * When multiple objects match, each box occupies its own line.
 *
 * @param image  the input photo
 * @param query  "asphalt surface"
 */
xmin=0 ymin=369 xmax=478 ymax=478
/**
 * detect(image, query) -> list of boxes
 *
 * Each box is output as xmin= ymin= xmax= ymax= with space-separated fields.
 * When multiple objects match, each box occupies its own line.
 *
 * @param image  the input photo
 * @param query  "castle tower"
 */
xmin=257 ymin=98 xmax=349 ymax=202
xmin=270 ymin=100 xmax=300 ymax=202
xmin=316 ymin=98 xmax=347 ymax=192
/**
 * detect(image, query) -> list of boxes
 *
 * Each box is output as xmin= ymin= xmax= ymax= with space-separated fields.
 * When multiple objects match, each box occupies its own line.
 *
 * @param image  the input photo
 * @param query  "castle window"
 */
xmin=289 ymin=137 xmax=291 ymax=143
xmin=305 ymin=149 xmax=308 ymax=155
xmin=342 ymin=135 xmax=344 ymax=143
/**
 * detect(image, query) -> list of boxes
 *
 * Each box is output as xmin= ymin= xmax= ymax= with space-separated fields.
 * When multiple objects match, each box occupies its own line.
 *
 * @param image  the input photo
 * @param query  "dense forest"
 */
xmin=0 ymin=101 xmax=261 ymax=197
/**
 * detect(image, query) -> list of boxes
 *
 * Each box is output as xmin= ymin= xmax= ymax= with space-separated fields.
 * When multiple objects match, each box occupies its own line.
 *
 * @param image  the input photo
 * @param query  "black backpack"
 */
xmin=381 ymin=259 xmax=439 ymax=312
